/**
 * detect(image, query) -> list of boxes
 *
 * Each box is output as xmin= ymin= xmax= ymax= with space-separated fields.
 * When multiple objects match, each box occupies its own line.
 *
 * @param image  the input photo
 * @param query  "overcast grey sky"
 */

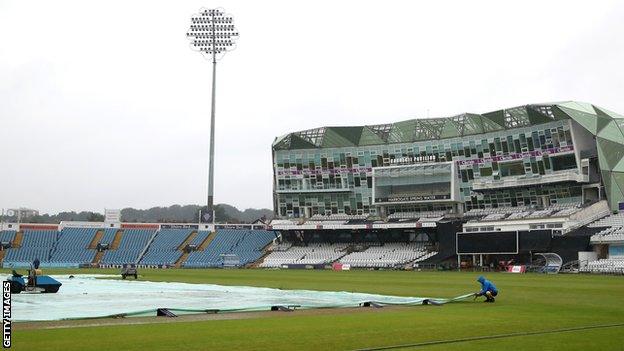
xmin=1 ymin=0 xmax=623 ymax=214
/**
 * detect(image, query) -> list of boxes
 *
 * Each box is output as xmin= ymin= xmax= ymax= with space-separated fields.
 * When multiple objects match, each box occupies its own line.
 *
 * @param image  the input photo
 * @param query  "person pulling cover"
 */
xmin=474 ymin=275 xmax=498 ymax=303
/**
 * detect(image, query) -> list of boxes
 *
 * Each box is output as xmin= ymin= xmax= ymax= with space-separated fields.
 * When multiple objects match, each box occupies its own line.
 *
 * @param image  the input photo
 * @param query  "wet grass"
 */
xmin=6 ymin=268 xmax=624 ymax=351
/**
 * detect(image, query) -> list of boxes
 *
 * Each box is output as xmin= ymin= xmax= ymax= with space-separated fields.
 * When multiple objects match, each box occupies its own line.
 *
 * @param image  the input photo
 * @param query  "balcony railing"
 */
xmin=472 ymin=170 xmax=589 ymax=190
xmin=276 ymin=186 xmax=351 ymax=193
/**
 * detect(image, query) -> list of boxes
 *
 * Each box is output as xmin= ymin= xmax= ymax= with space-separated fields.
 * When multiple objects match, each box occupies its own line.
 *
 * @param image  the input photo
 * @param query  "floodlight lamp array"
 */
xmin=186 ymin=8 xmax=239 ymax=60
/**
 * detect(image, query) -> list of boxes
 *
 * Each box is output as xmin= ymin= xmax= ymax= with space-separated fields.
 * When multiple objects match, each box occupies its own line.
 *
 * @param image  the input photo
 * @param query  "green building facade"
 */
xmin=272 ymin=102 xmax=624 ymax=218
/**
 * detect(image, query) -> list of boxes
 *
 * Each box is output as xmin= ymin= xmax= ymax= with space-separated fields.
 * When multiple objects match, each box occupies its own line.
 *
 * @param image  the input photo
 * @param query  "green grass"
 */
xmin=7 ymin=268 xmax=624 ymax=351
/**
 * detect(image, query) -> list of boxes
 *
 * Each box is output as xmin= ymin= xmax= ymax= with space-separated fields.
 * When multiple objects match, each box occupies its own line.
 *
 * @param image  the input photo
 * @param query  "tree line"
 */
xmin=0 ymin=204 xmax=274 ymax=224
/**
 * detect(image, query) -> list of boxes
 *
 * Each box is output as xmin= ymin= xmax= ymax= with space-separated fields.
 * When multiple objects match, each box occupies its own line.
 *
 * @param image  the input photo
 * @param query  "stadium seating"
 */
xmin=100 ymin=228 xmax=119 ymax=245
xmin=295 ymin=243 xmax=348 ymax=265
xmin=260 ymin=243 xmax=348 ymax=268
xmin=260 ymin=242 xmax=437 ymax=268
xmin=271 ymin=242 xmax=293 ymax=251
xmin=309 ymin=214 xmax=368 ymax=221
xmin=465 ymin=203 xmax=581 ymax=221
xmin=0 ymin=230 xmax=16 ymax=243
xmin=4 ymin=248 xmax=52 ymax=266
xmin=303 ymin=220 xmax=347 ymax=226
xmin=588 ymin=212 xmax=624 ymax=228
xmin=21 ymin=229 xmax=57 ymax=248
xmin=585 ymin=212 xmax=624 ymax=245
xmin=527 ymin=210 xmax=552 ymax=219
xmin=339 ymin=243 xmax=433 ymax=268
xmin=1 ymin=227 xmax=278 ymax=268
xmin=138 ymin=229 xmax=191 ymax=265
xmin=590 ymin=227 xmax=624 ymax=243
xmin=581 ymin=258 xmax=624 ymax=274
xmin=190 ymin=230 xmax=210 ymax=245
xmin=184 ymin=229 xmax=275 ymax=268
xmin=387 ymin=211 xmax=446 ymax=219
xmin=101 ymin=229 xmax=155 ymax=265
xmin=3 ymin=230 xmax=57 ymax=266
xmin=269 ymin=219 xmax=299 ymax=225
xmin=259 ymin=251 xmax=306 ymax=267
xmin=270 ymin=214 xmax=372 ymax=227
xmin=0 ymin=225 xmax=444 ymax=270
xmin=49 ymin=228 xmax=97 ymax=265
xmin=482 ymin=213 xmax=508 ymax=221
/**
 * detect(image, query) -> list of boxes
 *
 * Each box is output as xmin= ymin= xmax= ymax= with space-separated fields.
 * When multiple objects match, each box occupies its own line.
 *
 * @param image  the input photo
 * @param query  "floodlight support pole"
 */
xmin=207 ymin=13 xmax=217 ymax=218
xmin=189 ymin=8 xmax=237 ymax=222
xmin=207 ymin=57 xmax=216 ymax=215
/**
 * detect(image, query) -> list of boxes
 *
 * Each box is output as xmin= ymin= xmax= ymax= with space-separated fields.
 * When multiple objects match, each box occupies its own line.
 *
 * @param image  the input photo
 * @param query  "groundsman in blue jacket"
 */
xmin=475 ymin=276 xmax=498 ymax=303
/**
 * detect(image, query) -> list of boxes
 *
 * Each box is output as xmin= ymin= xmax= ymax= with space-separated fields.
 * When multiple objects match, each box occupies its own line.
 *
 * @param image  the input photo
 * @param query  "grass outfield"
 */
xmin=7 ymin=268 xmax=624 ymax=351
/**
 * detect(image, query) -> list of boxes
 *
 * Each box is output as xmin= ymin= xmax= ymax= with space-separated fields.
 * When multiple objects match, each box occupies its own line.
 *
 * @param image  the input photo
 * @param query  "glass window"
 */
xmin=514 ymin=139 xmax=521 ymax=153
xmin=532 ymin=132 xmax=540 ymax=149
xmin=519 ymin=134 xmax=527 ymax=147
xmin=551 ymin=154 xmax=577 ymax=171
xmin=500 ymin=161 xmax=526 ymax=177
xmin=543 ymin=155 xmax=551 ymax=170
xmin=538 ymin=161 xmax=545 ymax=175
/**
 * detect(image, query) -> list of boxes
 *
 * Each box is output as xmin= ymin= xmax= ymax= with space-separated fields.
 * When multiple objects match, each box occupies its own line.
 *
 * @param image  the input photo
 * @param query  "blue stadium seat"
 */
xmin=3 ymin=230 xmax=57 ymax=266
xmin=139 ymin=229 xmax=191 ymax=265
xmin=48 ymin=228 xmax=97 ymax=265
xmin=183 ymin=229 xmax=275 ymax=268
xmin=100 ymin=229 xmax=154 ymax=265
xmin=1 ymin=227 xmax=275 ymax=268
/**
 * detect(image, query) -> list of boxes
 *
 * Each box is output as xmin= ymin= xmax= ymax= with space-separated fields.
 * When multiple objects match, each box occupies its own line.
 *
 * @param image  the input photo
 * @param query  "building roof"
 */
xmin=272 ymin=101 xmax=623 ymax=150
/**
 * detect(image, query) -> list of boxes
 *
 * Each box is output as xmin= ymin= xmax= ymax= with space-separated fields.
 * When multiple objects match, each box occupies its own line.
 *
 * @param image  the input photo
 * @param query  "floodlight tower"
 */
xmin=186 ymin=8 xmax=239 ymax=220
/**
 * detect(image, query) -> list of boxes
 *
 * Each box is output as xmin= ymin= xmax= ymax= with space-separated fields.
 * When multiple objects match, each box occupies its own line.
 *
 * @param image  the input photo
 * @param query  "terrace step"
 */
xmin=247 ymin=241 xmax=275 ymax=268
xmin=92 ymin=250 xmax=105 ymax=265
xmin=110 ymin=230 xmax=124 ymax=250
xmin=198 ymin=232 xmax=216 ymax=251
xmin=177 ymin=231 xmax=197 ymax=251
xmin=174 ymin=252 xmax=190 ymax=268
xmin=89 ymin=230 xmax=104 ymax=249
xmin=247 ymin=250 xmax=271 ymax=268
xmin=12 ymin=231 xmax=23 ymax=248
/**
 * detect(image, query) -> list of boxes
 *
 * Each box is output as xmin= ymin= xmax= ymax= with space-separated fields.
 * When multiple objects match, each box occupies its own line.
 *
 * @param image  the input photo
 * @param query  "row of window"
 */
xmin=274 ymin=121 xmax=585 ymax=217
xmin=276 ymin=179 xmax=583 ymax=217
xmin=464 ymin=184 xmax=583 ymax=210
xmin=275 ymin=122 xmax=572 ymax=172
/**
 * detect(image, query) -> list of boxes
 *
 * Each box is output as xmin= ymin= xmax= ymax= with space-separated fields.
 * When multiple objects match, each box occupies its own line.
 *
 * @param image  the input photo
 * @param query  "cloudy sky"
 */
xmin=1 ymin=0 xmax=623 ymax=214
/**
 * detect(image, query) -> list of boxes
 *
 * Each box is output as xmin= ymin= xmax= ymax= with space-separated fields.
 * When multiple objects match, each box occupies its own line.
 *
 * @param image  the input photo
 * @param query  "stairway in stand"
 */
xmin=110 ymin=230 xmax=124 ymax=250
xmin=177 ymin=231 xmax=197 ymax=251
xmin=198 ymin=232 xmax=216 ymax=251
xmin=174 ymin=231 xmax=198 ymax=268
xmin=92 ymin=251 xmax=105 ymax=265
xmin=174 ymin=252 xmax=190 ymax=268
xmin=12 ymin=231 xmax=24 ymax=248
xmin=88 ymin=230 xmax=104 ymax=249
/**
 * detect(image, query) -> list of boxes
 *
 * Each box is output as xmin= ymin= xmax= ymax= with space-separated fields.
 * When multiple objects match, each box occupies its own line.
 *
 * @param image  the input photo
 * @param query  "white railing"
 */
xmin=563 ymin=201 xmax=610 ymax=235
xmin=276 ymin=187 xmax=351 ymax=193
xmin=472 ymin=171 xmax=588 ymax=190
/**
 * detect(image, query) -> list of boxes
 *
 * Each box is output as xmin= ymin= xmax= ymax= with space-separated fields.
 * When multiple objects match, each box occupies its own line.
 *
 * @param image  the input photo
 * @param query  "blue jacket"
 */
xmin=477 ymin=276 xmax=498 ymax=294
